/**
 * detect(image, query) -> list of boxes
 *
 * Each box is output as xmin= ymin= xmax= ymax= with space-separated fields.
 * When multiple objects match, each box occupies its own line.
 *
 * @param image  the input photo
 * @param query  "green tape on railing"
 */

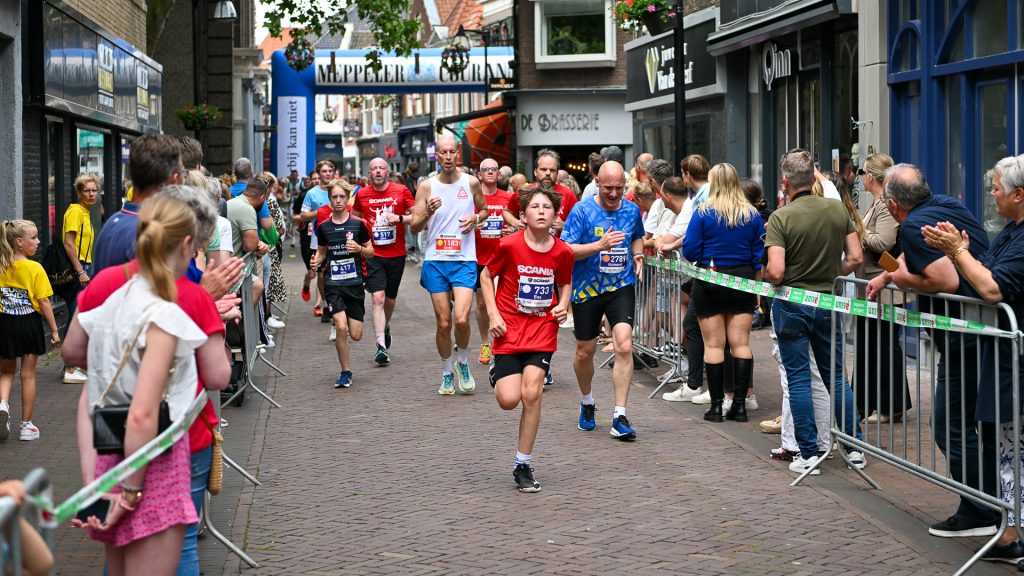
xmin=643 ymin=256 xmax=1018 ymax=339
xmin=39 ymin=391 xmax=208 ymax=527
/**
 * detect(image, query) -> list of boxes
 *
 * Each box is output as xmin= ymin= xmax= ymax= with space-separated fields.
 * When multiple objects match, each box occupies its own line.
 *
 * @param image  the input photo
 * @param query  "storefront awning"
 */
xmin=707 ymin=0 xmax=851 ymax=57
xmin=436 ymin=99 xmax=512 ymax=167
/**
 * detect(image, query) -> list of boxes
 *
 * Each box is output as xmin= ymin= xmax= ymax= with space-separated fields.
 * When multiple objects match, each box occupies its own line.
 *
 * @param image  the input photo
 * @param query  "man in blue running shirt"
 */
xmin=561 ymin=161 xmax=645 ymax=440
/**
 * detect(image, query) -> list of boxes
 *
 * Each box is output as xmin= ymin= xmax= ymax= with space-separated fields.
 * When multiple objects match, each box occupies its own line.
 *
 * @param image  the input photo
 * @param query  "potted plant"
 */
xmin=174 ymin=103 xmax=222 ymax=132
xmin=610 ymin=1 xmax=678 ymax=35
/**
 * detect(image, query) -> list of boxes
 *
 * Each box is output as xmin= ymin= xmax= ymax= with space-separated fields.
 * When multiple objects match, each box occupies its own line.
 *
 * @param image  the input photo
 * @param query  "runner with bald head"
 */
xmin=351 ymin=157 xmax=416 ymax=364
xmin=560 ymin=160 xmax=646 ymax=440
xmin=410 ymin=134 xmax=489 ymax=395
xmin=473 ymin=158 xmax=514 ymax=365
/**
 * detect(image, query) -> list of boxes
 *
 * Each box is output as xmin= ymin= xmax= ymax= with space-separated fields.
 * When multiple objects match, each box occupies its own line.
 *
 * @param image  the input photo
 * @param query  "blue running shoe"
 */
xmin=578 ymin=403 xmax=596 ymax=431
xmin=610 ymin=415 xmax=637 ymax=440
xmin=456 ymin=362 xmax=476 ymax=393
xmin=438 ymin=372 xmax=456 ymax=395
xmin=374 ymin=344 xmax=390 ymax=366
xmin=335 ymin=371 xmax=353 ymax=388
xmin=544 ymin=371 xmax=554 ymax=386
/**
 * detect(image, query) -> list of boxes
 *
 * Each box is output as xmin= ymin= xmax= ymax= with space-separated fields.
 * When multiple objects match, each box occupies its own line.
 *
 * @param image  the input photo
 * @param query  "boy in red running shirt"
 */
xmin=479 ymin=185 xmax=574 ymax=493
xmin=473 ymin=158 xmax=514 ymax=365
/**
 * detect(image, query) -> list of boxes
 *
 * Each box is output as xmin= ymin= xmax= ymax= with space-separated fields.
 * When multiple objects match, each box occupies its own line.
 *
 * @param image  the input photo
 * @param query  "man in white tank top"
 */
xmin=410 ymin=134 xmax=489 ymax=396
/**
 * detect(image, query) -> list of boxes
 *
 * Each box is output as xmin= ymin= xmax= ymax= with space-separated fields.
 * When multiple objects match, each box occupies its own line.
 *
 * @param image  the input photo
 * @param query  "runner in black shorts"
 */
xmin=295 ymin=169 xmax=320 ymax=303
xmin=479 ymin=185 xmax=574 ymax=492
xmin=560 ymin=160 xmax=646 ymax=441
xmin=310 ymin=180 xmax=373 ymax=389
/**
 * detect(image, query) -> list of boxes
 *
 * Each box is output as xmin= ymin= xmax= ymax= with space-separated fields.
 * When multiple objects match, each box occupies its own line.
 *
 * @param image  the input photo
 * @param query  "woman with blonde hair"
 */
xmin=683 ymin=163 xmax=765 ymax=423
xmin=854 ymin=152 xmax=911 ymax=423
xmin=61 ymin=174 xmax=101 ymax=384
xmin=65 ymin=195 xmax=228 ymax=576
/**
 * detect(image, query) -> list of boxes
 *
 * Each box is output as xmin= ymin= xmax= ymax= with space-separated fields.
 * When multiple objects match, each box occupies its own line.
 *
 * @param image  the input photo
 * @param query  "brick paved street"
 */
xmin=1 ymin=248 xmax=1017 ymax=575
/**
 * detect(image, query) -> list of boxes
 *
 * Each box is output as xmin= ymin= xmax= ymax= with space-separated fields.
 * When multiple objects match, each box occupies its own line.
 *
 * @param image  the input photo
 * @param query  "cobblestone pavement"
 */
xmin=0 ymin=247 xmax=1015 ymax=575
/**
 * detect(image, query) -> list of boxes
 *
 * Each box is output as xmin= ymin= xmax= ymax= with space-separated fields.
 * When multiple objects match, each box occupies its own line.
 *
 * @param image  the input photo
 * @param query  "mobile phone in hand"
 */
xmin=75 ymin=498 xmax=112 ymax=524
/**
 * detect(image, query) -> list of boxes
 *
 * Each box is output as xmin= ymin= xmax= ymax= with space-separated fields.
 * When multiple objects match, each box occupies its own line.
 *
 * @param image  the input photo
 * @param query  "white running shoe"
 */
xmin=19 ymin=421 xmax=39 ymax=441
xmin=662 ymin=386 xmax=702 ymax=402
xmin=329 ymin=326 xmax=337 ymax=341
xmin=690 ymin=389 xmax=712 ymax=405
xmin=267 ymin=316 xmax=286 ymax=330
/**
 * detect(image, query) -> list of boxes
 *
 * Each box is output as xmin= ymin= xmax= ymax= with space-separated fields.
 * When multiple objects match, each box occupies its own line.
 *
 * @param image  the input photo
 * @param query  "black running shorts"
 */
xmin=572 ymin=285 xmax=636 ymax=341
xmin=324 ymin=284 xmax=366 ymax=323
xmin=364 ymin=255 xmax=407 ymax=299
xmin=488 ymin=352 xmax=553 ymax=388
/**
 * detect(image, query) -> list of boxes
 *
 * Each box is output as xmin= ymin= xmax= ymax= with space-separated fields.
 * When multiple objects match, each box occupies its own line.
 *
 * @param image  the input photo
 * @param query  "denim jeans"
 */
xmin=772 ymin=299 xmax=861 ymax=459
xmin=932 ymin=342 xmax=1000 ymax=524
xmin=176 ymin=445 xmax=212 ymax=576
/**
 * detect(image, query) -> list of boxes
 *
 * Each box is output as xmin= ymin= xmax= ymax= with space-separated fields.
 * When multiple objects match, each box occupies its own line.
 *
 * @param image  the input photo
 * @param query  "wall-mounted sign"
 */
xmin=38 ymin=1 xmax=162 ymax=133
xmin=516 ymin=94 xmax=631 ymax=147
xmin=314 ymin=48 xmax=515 ymax=91
xmin=762 ymin=41 xmax=793 ymax=90
xmin=343 ymin=118 xmax=362 ymax=138
xmin=625 ymin=12 xmax=721 ymax=111
xmin=276 ymin=97 xmax=307 ymax=174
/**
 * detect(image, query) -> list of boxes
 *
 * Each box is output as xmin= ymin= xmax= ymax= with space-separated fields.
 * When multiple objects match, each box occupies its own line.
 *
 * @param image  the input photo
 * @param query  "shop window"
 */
xmin=534 ymin=0 xmax=615 ymax=69
xmin=973 ymin=0 xmax=1007 ymax=58
xmin=78 ymin=128 xmax=105 ymax=182
xmin=945 ymin=77 xmax=964 ymax=204
xmin=832 ymin=30 xmax=858 ymax=168
xmin=977 ymin=80 xmax=1009 ymax=238
xmin=46 ymin=121 xmax=63 ymax=246
xmin=893 ymin=31 xmax=920 ymax=72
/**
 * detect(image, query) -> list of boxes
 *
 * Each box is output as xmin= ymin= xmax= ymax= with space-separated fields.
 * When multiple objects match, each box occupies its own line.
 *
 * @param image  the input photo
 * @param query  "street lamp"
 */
xmin=672 ymin=2 xmax=687 ymax=166
xmin=212 ymin=0 xmax=237 ymax=22
xmin=453 ymin=25 xmax=490 ymax=100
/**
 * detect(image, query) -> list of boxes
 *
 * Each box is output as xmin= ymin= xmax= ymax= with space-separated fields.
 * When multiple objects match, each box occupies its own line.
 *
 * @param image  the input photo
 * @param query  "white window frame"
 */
xmin=534 ymin=0 xmax=616 ymax=69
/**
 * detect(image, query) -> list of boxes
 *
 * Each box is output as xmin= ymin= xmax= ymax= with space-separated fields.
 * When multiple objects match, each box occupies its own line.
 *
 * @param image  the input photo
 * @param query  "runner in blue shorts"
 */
xmin=410 ymin=134 xmax=489 ymax=395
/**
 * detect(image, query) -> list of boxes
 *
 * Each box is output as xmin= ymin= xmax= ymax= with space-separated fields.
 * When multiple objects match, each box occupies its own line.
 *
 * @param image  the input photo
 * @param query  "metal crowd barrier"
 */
xmin=222 ymin=256 xmax=286 ymax=409
xmin=793 ymin=277 xmax=1022 ymax=576
xmin=0 ymin=469 xmax=52 ymax=576
xmin=621 ymin=253 xmax=688 ymax=397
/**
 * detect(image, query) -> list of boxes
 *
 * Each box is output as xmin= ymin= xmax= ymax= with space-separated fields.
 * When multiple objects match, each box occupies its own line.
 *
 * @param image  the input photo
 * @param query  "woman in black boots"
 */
xmin=682 ymin=163 xmax=765 ymax=422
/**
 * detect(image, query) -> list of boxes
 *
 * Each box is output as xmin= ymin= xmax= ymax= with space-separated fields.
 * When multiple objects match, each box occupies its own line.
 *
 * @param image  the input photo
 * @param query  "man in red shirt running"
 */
xmin=473 ymin=157 xmax=514 ymax=365
xmin=351 ymin=157 xmax=416 ymax=365
xmin=479 ymin=185 xmax=574 ymax=492
xmin=502 ymin=149 xmax=578 ymax=236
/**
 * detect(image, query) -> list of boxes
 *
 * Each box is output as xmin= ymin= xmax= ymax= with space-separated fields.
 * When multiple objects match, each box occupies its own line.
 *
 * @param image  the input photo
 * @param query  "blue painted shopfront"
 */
xmin=888 ymin=0 xmax=1024 ymax=238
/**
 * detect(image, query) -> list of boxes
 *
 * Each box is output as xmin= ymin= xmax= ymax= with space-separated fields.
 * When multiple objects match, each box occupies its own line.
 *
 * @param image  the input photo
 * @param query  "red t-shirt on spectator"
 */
xmin=351 ymin=183 xmax=416 ymax=259
xmin=505 ymin=183 xmax=578 ymax=236
xmin=475 ymin=188 xmax=514 ymax=266
xmin=77 ymin=260 xmax=224 ymax=453
xmin=485 ymin=231 xmax=574 ymax=354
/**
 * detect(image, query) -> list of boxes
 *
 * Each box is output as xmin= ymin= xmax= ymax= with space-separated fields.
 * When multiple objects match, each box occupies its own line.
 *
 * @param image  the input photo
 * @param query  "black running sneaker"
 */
xmin=384 ymin=324 xmax=392 ymax=349
xmin=513 ymin=463 xmax=541 ymax=493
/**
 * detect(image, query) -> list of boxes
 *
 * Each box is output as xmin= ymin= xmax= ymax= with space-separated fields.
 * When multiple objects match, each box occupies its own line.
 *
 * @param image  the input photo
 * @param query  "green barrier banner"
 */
xmin=644 ymin=257 xmax=1017 ymax=339
xmin=33 ymin=391 xmax=208 ymax=528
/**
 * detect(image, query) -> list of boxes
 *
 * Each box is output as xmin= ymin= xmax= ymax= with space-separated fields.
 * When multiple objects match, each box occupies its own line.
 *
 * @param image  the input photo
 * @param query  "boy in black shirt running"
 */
xmin=311 ymin=181 xmax=374 ymax=388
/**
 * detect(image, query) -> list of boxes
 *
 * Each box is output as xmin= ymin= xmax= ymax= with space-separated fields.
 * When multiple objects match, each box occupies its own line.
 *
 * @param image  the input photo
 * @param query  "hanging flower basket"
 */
xmin=611 ymin=1 xmax=678 ymax=34
xmin=377 ymin=94 xmax=396 ymax=108
xmin=441 ymin=44 xmax=470 ymax=75
xmin=174 ymin=104 xmax=222 ymax=131
xmin=346 ymin=95 xmax=365 ymax=110
xmin=285 ymin=32 xmax=315 ymax=71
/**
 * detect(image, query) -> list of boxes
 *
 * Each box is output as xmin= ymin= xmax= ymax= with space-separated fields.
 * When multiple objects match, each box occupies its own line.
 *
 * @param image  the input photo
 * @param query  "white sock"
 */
xmin=442 ymin=357 xmax=453 ymax=374
xmin=376 ymin=332 xmax=385 ymax=347
xmin=515 ymin=451 xmax=531 ymax=466
xmin=457 ymin=347 xmax=469 ymax=365
xmin=613 ymin=406 xmax=626 ymax=419
xmin=581 ymin=393 xmax=595 ymax=406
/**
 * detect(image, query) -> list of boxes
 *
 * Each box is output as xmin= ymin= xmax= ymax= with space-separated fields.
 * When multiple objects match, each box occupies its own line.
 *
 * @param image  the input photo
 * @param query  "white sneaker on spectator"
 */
xmin=19 ymin=421 xmax=39 ymax=441
xmin=745 ymin=394 xmax=759 ymax=410
xmin=265 ymin=335 xmax=276 ymax=349
xmin=0 ymin=402 xmax=9 ymax=442
xmin=846 ymin=450 xmax=867 ymax=470
xmin=788 ymin=455 xmax=821 ymax=475
xmin=724 ymin=394 xmax=759 ymax=412
xmin=63 ymin=368 xmax=87 ymax=384
xmin=662 ymin=385 xmax=702 ymax=402
xmin=691 ymin=389 xmax=712 ymax=405
xmin=267 ymin=316 xmax=286 ymax=330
